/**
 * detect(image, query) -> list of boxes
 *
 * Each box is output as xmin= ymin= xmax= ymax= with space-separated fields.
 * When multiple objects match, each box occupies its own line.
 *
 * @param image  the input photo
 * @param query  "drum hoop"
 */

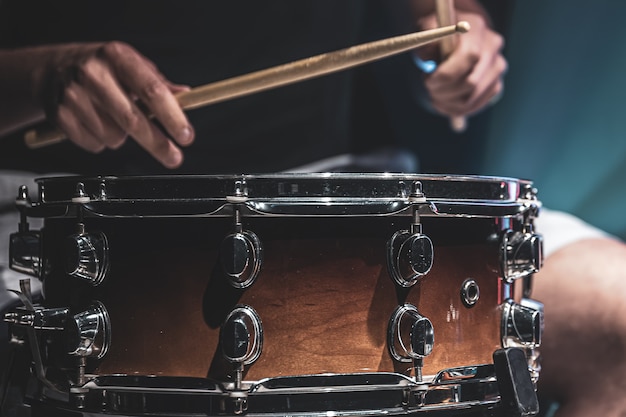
xmin=73 ymin=369 xmax=500 ymax=415
xmin=30 ymin=173 xmax=539 ymax=218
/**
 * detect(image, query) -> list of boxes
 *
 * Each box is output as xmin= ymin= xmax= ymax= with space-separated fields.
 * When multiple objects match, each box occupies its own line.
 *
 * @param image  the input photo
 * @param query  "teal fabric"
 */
xmin=482 ymin=1 xmax=626 ymax=240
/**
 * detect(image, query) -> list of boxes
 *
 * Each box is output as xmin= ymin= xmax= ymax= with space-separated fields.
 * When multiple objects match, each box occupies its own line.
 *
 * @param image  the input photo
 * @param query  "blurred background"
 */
xmin=1 ymin=0 xmax=623 ymax=241
xmin=373 ymin=0 xmax=626 ymax=241
xmin=483 ymin=0 xmax=626 ymax=241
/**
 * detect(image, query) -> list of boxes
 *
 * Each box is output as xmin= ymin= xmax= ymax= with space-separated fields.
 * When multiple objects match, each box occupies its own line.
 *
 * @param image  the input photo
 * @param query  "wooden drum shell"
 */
xmin=41 ymin=215 xmax=505 ymax=381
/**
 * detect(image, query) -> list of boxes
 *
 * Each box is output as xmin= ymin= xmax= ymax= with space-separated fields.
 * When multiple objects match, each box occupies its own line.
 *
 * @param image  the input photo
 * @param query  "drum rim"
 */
xmin=29 ymin=173 xmax=539 ymax=218
xmin=68 ymin=368 xmax=500 ymax=415
xmin=35 ymin=172 xmax=530 ymax=183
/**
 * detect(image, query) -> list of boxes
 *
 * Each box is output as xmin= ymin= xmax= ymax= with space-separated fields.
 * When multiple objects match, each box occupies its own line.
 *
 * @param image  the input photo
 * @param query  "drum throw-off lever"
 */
xmin=493 ymin=348 xmax=540 ymax=416
xmin=3 ymin=280 xmax=67 ymax=398
xmin=6 ymin=300 xmax=112 ymax=358
xmin=4 ymin=283 xmax=111 ymax=402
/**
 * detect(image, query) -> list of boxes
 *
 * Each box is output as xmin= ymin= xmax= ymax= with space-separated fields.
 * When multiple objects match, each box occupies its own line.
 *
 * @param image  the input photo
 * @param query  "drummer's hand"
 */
xmin=44 ymin=42 xmax=194 ymax=168
xmin=417 ymin=11 xmax=507 ymax=118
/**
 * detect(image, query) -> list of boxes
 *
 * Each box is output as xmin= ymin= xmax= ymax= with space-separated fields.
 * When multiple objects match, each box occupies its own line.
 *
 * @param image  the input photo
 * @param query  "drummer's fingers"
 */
xmin=104 ymin=94 xmax=183 ymax=168
xmin=452 ymin=25 xmax=504 ymax=102
xmin=464 ymin=76 xmax=504 ymax=116
xmin=56 ymin=104 xmax=106 ymax=153
xmin=430 ymin=76 xmax=502 ymax=117
xmin=463 ymin=54 xmax=507 ymax=112
xmin=427 ymin=28 xmax=505 ymax=116
xmin=166 ymin=81 xmax=192 ymax=95
xmin=100 ymin=42 xmax=194 ymax=147
xmin=76 ymin=55 xmax=183 ymax=168
xmin=424 ymin=43 xmax=477 ymax=93
xmin=135 ymin=122 xmax=185 ymax=169
xmin=426 ymin=13 xmax=503 ymax=90
xmin=429 ymin=52 xmax=506 ymax=116
xmin=62 ymin=81 xmax=127 ymax=149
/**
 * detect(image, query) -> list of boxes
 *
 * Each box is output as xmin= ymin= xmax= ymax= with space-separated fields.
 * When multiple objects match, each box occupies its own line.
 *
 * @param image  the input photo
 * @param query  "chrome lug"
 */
xmin=387 ymin=230 xmax=434 ymax=288
xmin=220 ymin=230 xmax=263 ymax=289
xmin=221 ymin=305 xmax=263 ymax=366
xmin=501 ymin=298 xmax=543 ymax=349
xmin=501 ymin=230 xmax=543 ymax=282
xmin=67 ymin=301 xmax=111 ymax=359
xmin=388 ymin=304 xmax=434 ymax=362
xmin=65 ymin=228 xmax=110 ymax=286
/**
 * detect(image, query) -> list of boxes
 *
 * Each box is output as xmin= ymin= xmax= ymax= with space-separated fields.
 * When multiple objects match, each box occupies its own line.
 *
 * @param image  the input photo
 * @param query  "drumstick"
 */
xmin=435 ymin=0 xmax=467 ymax=133
xmin=24 ymin=22 xmax=470 ymax=149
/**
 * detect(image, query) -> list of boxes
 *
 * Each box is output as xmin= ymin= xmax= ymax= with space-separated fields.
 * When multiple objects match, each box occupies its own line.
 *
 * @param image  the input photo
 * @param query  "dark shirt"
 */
xmin=0 ymin=1 xmax=509 ymax=176
xmin=0 ymin=1 xmax=368 ymax=174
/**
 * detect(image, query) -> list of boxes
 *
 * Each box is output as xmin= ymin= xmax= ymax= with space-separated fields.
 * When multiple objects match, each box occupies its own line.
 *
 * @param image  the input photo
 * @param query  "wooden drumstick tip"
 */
xmin=456 ymin=21 xmax=471 ymax=33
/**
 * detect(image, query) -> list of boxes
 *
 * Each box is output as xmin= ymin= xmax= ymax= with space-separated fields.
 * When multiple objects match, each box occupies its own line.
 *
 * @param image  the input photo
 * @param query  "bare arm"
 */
xmin=0 ymin=42 xmax=194 ymax=168
xmin=0 ymin=47 xmax=54 ymax=137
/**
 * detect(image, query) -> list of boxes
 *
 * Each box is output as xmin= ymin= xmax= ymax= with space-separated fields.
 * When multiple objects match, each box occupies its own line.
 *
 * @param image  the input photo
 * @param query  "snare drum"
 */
xmin=4 ymin=173 xmax=544 ymax=416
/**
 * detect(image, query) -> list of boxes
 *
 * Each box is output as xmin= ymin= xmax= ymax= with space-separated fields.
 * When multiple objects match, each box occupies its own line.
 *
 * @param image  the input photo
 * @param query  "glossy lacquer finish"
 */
xmin=41 ymin=215 xmax=503 ymax=381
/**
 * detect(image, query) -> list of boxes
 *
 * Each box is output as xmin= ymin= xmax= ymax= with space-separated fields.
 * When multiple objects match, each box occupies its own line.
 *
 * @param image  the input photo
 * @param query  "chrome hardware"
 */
xmin=388 ymin=304 xmax=434 ymax=381
xmin=525 ymin=346 xmax=542 ymax=386
xmin=67 ymin=301 xmax=111 ymax=359
xmin=407 ymin=180 xmax=427 ymax=203
xmin=10 ymin=231 xmax=42 ymax=277
xmin=5 ymin=281 xmax=69 ymax=397
xmin=65 ymin=225 xmax=109 ymax=286
xmin=221 ymin=304 xmax=263 ymax=414
xmin=227 ymin=179 xmax=249 ymax=203
xmin=4 ymin=306 xmax=69 ymax=330
xmin=4 ymin=291 xmax=111 ymax=359
xmin=518 ymin=298 xmax=544 ymax=385
xmin=71 ymin=182 xmax=90 ymax=204
xmin=220 ymin=231 xmax=262 ymax=289
xmin=99 ymin=181 xmax=107 ymax=199
xmin=434 ymin=363 xmax=495 ymax=383
xmin=388 ymin=304 xmax=434 ymax=362
xmin=460 ymin=278 xmax=480 ymax=308
xmin=10 ymin=185 xmax=43 ymax=278
xmin=501 ymin=299 xmax=543 ymax=349
xmin=73 ymin=369 xmax=504 ymax=416
xmin=221 ymin=305 xmax=263 ymax=366
xmin=220 ymin=208 xmax=262 ymax=289
xmin=15 ymin=184 xmax=31 ymax=207
xmin=501 ymin=230 xmax=543 ymax=282
xmin=387 ymin=211 xmax=434 ymax=288
xmin=6 ymin=297 xmax=111 ymax=391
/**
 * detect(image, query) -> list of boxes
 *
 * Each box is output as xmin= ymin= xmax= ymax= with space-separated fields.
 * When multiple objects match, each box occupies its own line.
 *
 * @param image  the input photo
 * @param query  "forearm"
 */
xmin=0 ymin=47 xmax=50 ymax=137
xmin=0 ymin=44 xmax=96 ymax=138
